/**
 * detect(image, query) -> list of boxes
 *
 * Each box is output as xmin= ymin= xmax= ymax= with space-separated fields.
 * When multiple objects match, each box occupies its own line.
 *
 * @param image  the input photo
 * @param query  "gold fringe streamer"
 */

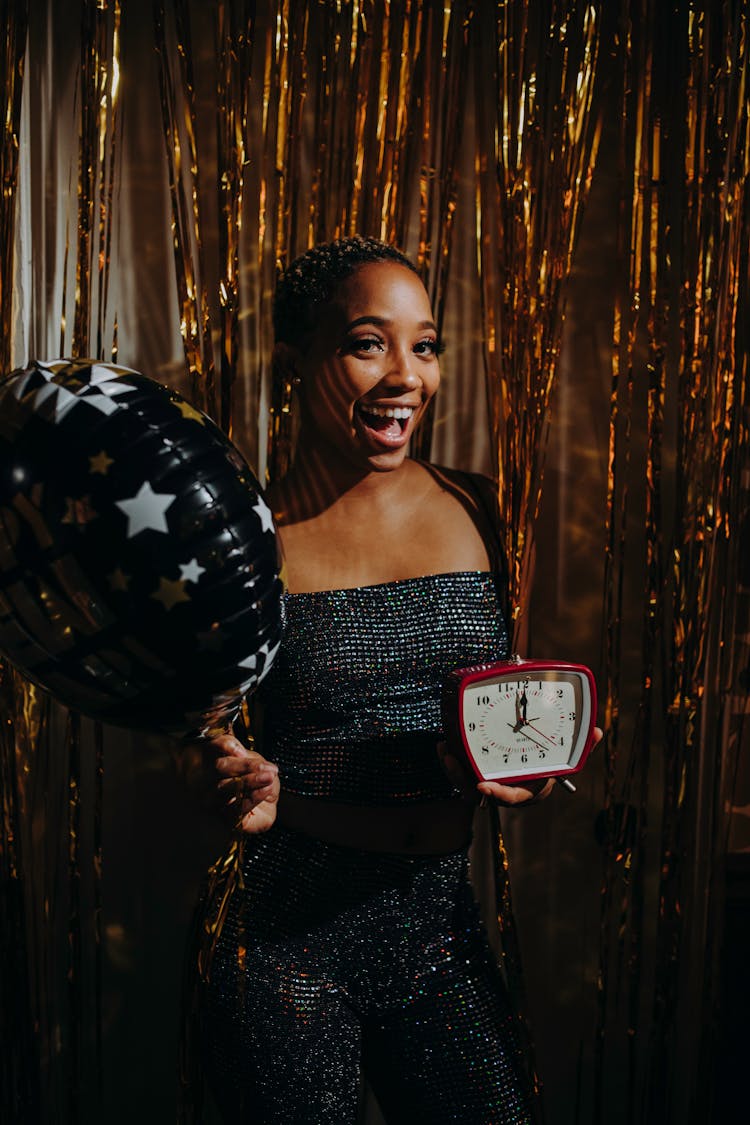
xmin=474 ymin=4 xmax=602 ymax=1113
xmin=0 ymin=6 xmax=33 ymax=1120
xmin=475 ymin=0 xmax=602 ymax=644
xmin=215 ymin=1 xmax=255 ymax=439
xmin=598 ymin=3 xmax=749 ymax=1121
xmin=0 ymin=0 xmax=28 ymax=375
xmin=73 ymin=0 xmax=122 ymax=360
xmin=153 ymin=0 xmax=217 ymax=416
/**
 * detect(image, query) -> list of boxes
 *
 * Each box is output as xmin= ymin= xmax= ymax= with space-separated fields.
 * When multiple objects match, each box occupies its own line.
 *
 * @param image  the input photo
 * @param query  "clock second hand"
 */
xmin=523 ymin=721 xmax=556 ymax=745
xmin=505 ymin=723 xmax=552 ymax=755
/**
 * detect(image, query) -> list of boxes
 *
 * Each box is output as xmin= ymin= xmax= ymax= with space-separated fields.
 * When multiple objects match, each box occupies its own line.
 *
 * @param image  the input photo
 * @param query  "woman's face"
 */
xmin=293 ymin=261 xmax=441 ymax=473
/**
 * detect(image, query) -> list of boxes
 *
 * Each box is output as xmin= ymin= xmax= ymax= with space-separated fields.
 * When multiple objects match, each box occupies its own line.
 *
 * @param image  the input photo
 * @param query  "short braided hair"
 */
xmin=273 ymin=236 xmax=418 ymax=348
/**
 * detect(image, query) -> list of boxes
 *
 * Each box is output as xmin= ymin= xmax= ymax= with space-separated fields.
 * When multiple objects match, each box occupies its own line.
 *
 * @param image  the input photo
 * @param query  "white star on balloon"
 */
xmin=88 ymin=363 xmax=138 ymax=383
xmin=115 ymin=481 xmax=177 ymax=537
xmin=252 ymin=497 xmax=275 ymax=535
xmin=257 ymin=639 xmax=281 ymax=684
xmin=180 ymin=558 xmax=206 ymax=584
xmin=80 ymin=380 xmax=138 ymax=415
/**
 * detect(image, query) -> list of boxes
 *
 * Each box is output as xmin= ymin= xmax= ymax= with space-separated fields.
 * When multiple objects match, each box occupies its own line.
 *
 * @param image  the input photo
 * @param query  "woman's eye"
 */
xmin=346 ymin=336 xmax=383 ymax=353
xmin=414 ymin=338 xmax=443 ymax=356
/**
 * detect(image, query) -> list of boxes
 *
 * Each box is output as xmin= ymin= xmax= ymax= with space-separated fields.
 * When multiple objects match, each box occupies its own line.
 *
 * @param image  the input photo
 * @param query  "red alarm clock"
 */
xmin=442 ymin=656 xmax=598 ymax=787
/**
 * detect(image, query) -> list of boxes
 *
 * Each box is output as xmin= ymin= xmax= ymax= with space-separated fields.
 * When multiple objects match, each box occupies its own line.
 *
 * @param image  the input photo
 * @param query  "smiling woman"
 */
xmin=198 ymin=237 xmax=556 ymax=1125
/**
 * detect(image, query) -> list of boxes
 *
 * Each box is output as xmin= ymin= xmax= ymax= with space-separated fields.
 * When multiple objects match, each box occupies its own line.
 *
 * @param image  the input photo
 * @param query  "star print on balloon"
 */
xmin=0 ymin=358 xmax=283 ymax=737
xmin=252 ymin=496 xmax=275 ymax=536
xmin=115 ymin=480 xmax=176 ymax=537
xmin=180 ymin=558 xmax=205 ymax=584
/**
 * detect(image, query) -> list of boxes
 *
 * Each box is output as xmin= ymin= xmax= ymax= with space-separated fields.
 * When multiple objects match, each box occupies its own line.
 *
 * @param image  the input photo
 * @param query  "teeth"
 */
xmin=360 ymin=404 xmax=415 ymax=420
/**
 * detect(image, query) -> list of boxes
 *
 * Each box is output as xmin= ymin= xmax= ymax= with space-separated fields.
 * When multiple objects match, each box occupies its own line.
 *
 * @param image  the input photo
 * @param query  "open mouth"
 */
xmin=355 ymin=403 xmax=417 ymax=445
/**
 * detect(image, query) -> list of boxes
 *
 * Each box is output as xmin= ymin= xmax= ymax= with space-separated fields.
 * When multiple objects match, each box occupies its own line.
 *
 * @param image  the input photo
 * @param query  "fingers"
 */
xmin=210 ymin=731 xmax=250 ymax=759
xmin=215 ymin=752 xmax=273 ymax=778
xmin=476 ymin=777 xmax=555 ymax=806
xmin=218 ymin=759 xmax=279 ymax=801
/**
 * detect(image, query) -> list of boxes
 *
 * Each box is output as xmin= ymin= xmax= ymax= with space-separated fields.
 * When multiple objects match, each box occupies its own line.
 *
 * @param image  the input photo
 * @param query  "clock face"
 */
xmin=459 ymin=667 xmax=592 ymax=781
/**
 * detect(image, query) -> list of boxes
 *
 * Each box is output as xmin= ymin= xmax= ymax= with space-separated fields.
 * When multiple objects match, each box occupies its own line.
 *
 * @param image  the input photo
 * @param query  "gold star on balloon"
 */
xmin=108 ymin=567 xmax=130 ymax=592
xmin=62 ymin=496 xmax=97 ymax=526
xmin=174 ymin=400 xmax=205 ymax=425
xmin=89 ymin=449 xmax=114 ymax=475
xmin=151 ymin=576 xmax=191 ymax=610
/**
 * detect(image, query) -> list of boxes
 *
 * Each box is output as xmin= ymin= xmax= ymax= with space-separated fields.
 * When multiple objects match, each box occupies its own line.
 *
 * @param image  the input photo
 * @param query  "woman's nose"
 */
xmin=387 ymin=345 xmax=421 ymax=386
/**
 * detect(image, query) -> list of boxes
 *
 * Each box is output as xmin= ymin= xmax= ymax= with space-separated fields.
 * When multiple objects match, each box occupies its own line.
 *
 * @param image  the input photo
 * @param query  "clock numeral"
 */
xmin=481 ymin=746 xmax=489 ymax=755
xmin=521 ymin=753 xmax=528 ymax=764
xmin=569 ymin=712 xmax=576 ymax=721
xmin=503 ymin=755 xmax=509 ymax=764
xmin=539 ymin=750 xmax=546 ymax=760
xmin=557 ymin=688 xmax=564 ymax=698
xmin=478 ymin=695 xmax=490 ymax=706
xmin=468 ymin=722 xmax=476 ymax=731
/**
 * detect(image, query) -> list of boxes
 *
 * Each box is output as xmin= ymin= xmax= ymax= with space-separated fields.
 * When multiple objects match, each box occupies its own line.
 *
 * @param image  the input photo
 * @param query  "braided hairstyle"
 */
xmin=273 ymin=236 xmax=418 ymax=349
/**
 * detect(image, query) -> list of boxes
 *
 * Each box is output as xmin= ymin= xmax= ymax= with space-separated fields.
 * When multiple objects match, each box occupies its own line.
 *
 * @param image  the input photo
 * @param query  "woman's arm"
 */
xmin=211 ymin=730 xmax=280 ymax=833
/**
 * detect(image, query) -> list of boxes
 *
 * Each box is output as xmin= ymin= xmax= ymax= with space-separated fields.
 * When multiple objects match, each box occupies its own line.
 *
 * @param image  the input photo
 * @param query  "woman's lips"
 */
xmin=354 ymin=403 xmax=417 ymax=448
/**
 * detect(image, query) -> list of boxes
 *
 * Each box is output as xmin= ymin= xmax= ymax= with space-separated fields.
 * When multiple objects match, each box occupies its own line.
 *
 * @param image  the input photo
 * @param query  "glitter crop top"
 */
xmin=256 ymin=466 xmax=510 ymax=805
xmin=257 ymin=570 xmax=509 ymax=804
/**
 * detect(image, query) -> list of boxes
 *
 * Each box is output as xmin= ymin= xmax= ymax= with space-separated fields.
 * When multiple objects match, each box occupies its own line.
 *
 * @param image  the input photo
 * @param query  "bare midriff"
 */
xmin=278 ymin=790 xmax=475 ymax=855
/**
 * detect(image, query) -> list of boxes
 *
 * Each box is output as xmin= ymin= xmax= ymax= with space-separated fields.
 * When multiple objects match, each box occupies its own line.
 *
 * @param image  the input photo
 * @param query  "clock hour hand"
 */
xmin=512 ymin=689 xmax=539 ymax=733
xmin=512 ymin=691 xmax=525 ymax=732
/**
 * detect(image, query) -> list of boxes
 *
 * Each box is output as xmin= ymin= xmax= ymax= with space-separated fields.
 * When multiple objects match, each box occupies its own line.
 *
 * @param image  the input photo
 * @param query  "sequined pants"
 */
xmin=200 ymin=824 xmax=533 ymax=1124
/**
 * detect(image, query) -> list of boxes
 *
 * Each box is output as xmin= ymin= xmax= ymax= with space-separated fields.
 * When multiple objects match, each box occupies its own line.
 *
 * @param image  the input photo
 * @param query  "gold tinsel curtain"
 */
xmin=0 ymin=2 xmax=748 ymax=1124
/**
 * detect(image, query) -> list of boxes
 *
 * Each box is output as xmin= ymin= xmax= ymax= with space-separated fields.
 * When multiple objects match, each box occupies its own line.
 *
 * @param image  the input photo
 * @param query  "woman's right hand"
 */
xmin=210 ymin=730 xmax=280 ymax=834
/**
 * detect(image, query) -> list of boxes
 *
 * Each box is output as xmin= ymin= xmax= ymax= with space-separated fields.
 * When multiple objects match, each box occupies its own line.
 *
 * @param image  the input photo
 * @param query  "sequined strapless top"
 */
xmin=257 ymin=571 xmax=509 ymax=804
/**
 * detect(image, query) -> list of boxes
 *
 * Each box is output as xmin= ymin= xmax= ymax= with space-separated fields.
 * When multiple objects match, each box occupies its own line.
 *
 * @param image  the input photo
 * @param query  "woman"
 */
xmin=201 ymin=237 xmax=562 ymax=1124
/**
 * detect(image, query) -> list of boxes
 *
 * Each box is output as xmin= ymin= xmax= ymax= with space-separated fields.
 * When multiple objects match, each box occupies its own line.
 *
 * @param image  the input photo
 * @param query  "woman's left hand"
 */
xmin=438 ymin=727 xmax=604 ymax=808
xmin=212 ymin=731 xmax=281 ymax=833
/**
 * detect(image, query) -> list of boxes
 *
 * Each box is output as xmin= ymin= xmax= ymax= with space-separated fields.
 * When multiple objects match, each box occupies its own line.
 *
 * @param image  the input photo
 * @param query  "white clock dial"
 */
xmin=461 ymin=672 xmax=585 ymax=778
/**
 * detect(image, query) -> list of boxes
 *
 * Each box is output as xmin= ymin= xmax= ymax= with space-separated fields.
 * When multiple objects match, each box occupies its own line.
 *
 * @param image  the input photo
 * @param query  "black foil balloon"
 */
xmin=0 ymin=358 xmax=283 ymax=736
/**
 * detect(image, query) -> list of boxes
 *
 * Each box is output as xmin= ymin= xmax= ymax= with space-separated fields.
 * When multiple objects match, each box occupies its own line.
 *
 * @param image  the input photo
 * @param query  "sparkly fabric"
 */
xmin=257 ymin=571 xmax=509 ymax=803
xmin=200 ymin=824 xmax=533 ymax=1124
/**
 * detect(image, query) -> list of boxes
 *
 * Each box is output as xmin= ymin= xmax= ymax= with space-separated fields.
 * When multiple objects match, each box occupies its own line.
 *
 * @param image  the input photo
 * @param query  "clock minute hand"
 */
xmin=523 ymin=721 xmax=556 ymax=745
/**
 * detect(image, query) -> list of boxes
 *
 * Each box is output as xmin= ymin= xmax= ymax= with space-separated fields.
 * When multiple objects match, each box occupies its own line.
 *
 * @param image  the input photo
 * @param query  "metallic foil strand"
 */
xmin=153 ymin=0 xmax=217 ymax=416
xmin=0 ymin=0 xmax=28 ymax=375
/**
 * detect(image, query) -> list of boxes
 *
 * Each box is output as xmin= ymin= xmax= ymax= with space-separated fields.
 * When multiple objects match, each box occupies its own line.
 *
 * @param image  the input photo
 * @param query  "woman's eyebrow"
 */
xmin=344 ymin=315 xmax=438 ymax=331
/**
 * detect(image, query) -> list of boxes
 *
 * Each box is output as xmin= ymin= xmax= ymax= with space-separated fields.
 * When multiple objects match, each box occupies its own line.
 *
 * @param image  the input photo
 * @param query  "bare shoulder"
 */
xmin=416 ymin=462 xmax=500 ymax=521
xmin=406 ymin=461 xmax=495 ymax=573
